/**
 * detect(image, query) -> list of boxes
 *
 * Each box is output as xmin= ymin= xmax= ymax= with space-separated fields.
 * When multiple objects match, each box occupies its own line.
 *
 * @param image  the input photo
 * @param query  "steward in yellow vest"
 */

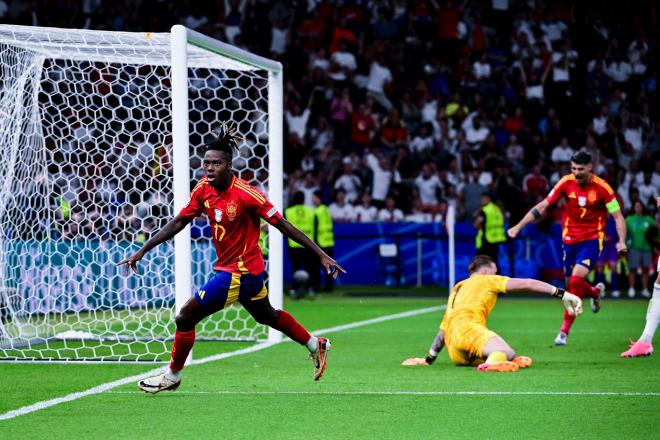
xmin=285 ymin=191 xmax=316 ymax=296
xmin=474 ymin=193 xmax=506 ymax=266
xmin=312 ymin=191 xmax=336 ymax=291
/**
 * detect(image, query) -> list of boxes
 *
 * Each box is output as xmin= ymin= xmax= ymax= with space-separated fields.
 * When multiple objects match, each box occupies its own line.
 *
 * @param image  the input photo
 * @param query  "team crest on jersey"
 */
xmin=578 ymin=196 xmax=586 ymax=207
xmin=226 ymin=201 xmax=238 ymax=221
xmin=587 ymin=190 xmax=597 ymax=203
xmin=568 ymin=192 xmax=576 ymax=199
xmin=214 ymin=209 xmax=223 ymax=222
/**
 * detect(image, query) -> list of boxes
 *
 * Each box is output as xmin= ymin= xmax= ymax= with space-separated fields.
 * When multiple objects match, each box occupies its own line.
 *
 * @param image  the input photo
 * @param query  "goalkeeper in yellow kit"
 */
xmin=403 ymin=255 xmax=583 ymax=372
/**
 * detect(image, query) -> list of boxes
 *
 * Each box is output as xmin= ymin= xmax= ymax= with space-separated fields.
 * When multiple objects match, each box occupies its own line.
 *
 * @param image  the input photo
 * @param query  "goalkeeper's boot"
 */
xmin=512 ymin=356 xmax=533 ymax=368
xmin=477 ymin=361 xmax=519 ymax=372
xmin=621 ymin=340 xmax=654 ymax=358
xmin=310 ymin=337 xmax=331 ymax=381
xmin=138 ymin=373 xmax=181 ymax=394
xmin=554 ymin=331 xmax=568 ymax=345
xmin=591 ymin=283 xmax=605 ymax=313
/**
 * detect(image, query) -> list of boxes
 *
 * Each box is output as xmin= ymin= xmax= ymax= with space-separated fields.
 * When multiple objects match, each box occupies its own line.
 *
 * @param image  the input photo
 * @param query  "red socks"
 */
xmin=561 ymin=275 xmax=598 ymax=334
xmin=169 ymin=329 xmax=195 ymax=372
xmin=568 ymin=275 xmax=599 ymax=299
xmin=560 ymin=309 xmax=576 ymax=334
xmin=274 ymin=310 xmax=312 ymax=345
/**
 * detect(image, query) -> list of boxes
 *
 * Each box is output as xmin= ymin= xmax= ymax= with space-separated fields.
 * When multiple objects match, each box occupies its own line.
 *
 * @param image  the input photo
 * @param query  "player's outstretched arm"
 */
xmin=273 ymin=217 xmax=346 ymax=278
xmin=117 ymin=214 xmax=192 ymax=274
xmin=506 ymin=278 xmax=583 ymax=316
xmin=402 ymin=330 xmax=445 ymax=366
xmin=507 ymin=199 xmax=549 ymax=239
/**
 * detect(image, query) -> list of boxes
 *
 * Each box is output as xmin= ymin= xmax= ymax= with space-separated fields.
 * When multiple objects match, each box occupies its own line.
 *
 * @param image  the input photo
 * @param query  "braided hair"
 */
xmin=204 ymin=122 xmax=244 ymax=159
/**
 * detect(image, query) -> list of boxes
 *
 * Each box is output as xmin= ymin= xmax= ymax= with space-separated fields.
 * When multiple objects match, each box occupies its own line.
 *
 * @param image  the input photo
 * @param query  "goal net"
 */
xmin=0 ymin=24 xmax=283 ymax=362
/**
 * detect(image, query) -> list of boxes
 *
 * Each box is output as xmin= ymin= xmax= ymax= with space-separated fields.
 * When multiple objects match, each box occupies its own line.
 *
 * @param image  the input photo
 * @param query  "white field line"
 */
xmin=0 ymin=305 xmax=444 ymax=421
xmin=105 ymin=390 xmax=660 ymax=397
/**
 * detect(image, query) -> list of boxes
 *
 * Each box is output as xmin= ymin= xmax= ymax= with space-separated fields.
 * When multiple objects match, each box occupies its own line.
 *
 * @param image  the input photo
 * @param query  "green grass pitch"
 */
xmin=1 ymin=292 xmax=659 ymax=439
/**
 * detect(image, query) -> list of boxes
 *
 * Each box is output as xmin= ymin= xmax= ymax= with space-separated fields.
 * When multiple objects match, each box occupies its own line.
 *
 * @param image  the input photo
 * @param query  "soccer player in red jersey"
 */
xmin=118 ymin=123 xmax=346 ymax=393
xmin=508 ymin=150 xmax=627 ymax=345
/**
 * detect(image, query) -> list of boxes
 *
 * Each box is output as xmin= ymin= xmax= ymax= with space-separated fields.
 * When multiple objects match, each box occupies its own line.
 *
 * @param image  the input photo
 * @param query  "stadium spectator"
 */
xmin=354 ymin=192 xmax=378 ymax=223
xmin=328 ymin=190 xmax=355 ymax=223
xmin=377 ymin=195 xmax=404 ymax=223
xmin=334 ymin=161 xmax=362 ymax=204
xmin=625 ymin=200 xmax=656 ymax=299
xmin=364 ymin=150 xmax=401 ymax=209
xmin=414 ymin=162 xmax=443 ymax=212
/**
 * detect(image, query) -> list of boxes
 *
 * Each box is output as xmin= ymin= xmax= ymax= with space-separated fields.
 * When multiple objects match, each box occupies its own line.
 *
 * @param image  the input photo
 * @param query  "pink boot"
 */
xmin=621 ymin=340 xmax=654 ymax=358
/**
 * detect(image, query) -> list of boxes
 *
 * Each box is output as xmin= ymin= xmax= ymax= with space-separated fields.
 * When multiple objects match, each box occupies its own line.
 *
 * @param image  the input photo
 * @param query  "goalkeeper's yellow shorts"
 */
xmin=445 ymin=321 xmax=498 ymax=366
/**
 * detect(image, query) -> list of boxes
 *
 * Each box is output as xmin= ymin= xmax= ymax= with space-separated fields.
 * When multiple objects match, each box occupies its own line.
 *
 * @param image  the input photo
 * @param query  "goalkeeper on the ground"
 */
xmin=402 ymin=255 xmax=583 ymax=372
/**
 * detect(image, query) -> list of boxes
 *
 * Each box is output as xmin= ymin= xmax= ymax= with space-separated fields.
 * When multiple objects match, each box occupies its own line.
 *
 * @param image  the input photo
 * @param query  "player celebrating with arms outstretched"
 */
xmin=118 ymin=123 xmax=346 ymax=393
xmin=508 ymin=150 xmax=627 ymax=345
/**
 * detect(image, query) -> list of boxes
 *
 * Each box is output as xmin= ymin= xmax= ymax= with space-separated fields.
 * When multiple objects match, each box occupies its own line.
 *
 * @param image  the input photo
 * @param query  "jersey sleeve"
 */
xmin=178 ymin=181 xmax=205 ymax=219
xmin=545 ymin=178 xmax=567 ymax=205
xmin=598 ymin=180 xmax=620 ymax=213
xmin=485 ymin=275 xmax=510 ymax=294
xmin=242 ymin=184 xmax=283 ymax=225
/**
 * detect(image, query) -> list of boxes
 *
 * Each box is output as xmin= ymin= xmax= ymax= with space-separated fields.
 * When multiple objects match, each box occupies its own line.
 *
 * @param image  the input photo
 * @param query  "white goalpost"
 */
xmin=0 ymin=24 xmax=283 ymax=362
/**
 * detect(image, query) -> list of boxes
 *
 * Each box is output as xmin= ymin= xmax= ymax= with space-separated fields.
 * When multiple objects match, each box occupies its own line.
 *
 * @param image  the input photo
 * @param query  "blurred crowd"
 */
xmin=1 ymin=0 xmax=659 ymax=232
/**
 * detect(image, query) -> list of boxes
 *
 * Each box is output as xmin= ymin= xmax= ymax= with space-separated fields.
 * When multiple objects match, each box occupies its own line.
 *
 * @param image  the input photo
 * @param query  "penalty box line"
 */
xmin=0 ymin=305 xmax=444 ymax=421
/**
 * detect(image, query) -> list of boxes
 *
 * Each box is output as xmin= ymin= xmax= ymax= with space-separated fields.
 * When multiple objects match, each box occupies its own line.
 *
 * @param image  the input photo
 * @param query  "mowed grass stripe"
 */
xmin=104 ymin=390 xmax=660 ymax=397
xmin=0 ymin=304 xmax=444 ymax=421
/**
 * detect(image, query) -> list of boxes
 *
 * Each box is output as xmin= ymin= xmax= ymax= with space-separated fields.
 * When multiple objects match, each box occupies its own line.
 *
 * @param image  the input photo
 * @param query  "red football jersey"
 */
xmin=179 ymin=176 xmax=282 ymax=274
xmin=545 ymin=174 xmax=618 ymax=244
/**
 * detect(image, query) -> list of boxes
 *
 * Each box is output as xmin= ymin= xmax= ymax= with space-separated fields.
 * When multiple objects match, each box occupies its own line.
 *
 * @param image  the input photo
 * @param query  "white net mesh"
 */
xmin=0 ymin=25 xmax=272 ymax=361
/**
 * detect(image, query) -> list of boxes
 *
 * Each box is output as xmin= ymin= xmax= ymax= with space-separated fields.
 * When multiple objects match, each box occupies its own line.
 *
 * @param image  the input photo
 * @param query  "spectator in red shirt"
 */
xmin=504 ymin=107 xmax=526 ymax=134
xmin=378 ymin=109 xmax=409 ymax=155
xmin=350 ymin=103 xmax=377 ymax=154
xmin=522 ymin=162 xmax=550 ymax=201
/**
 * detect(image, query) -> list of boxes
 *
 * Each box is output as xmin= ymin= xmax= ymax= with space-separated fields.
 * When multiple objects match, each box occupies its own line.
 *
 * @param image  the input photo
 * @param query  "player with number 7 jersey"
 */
xmin=118 ymin=122 xmax=346 ymax=393
xmin=507 ymin=150 xmax=627 ymax=345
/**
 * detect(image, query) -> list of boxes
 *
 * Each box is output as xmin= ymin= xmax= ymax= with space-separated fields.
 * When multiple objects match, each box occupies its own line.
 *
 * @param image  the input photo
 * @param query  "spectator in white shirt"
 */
xmin=365 ymin=54 xmax=393 ymax=112
xmin=473 ymin=53 xmax=492 ymax=81
xmin=627 ymin=37 xmax=648 ymax=64
xmin=465 ymin=115 xmax=490 ymax=147
xmin=505 ymin=134 xmax=525 ymax=163
xmin=329 ymin=41 xmax=357 ymax=82
xmin=551 ymin=43 xmax=578 ymax=83
xmin=329 ymin=190 xmax=356 ymax=222
xmin=592 ymin=104 xmax=609 ymax=136
xmin=406 ymin=197 xmax=433 ymax=222
xmin=606 ymin=53 xmax=633 ymax=84
xmin=551 ymin=137 xmax=574 ymax=163
xmin=624 ymin=117 xmax=644 ymax=153
xmin=638 ymin=171 xmax=659 ymax=206
xmin=540 ymin=13 xmax=568 ymax=42
xmin=365 ymin=151 xmax=401 ymax=208
xmin=299 ymin=172 xmax=319 ymax=207
xmin=410 ymin=122 xmax=435 ymax=155
xmin=377 ymin=196 xmax=404 ymax=222
xmin=354 ymin=192 xmax=379 ymax=222
xmin=285 ymin=98 xmax=312 ymax=147
xmin=334 ymin=162 xmax=362 ymax=203
xmin=414 ymin=162 xmax=443 ymax=209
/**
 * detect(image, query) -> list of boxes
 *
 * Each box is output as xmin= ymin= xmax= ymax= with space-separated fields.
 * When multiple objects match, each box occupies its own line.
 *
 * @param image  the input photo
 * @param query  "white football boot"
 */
xmin=138 ymin=373 xmax=181 ymax=394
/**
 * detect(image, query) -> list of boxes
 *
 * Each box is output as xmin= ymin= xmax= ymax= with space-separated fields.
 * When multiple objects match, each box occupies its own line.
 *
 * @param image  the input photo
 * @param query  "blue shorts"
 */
xmin=562 ymin=240 xmax=601 ymax=277
xmin=194 ymin=271 xmax=268 ymax=311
